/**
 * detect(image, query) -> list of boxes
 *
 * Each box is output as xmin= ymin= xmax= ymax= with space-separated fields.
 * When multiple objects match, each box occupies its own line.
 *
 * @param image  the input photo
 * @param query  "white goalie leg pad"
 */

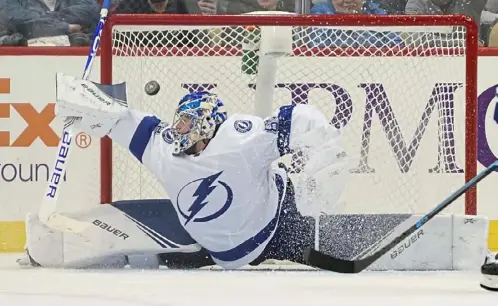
xmin=25 ymin=202 xmax=202 ymax=269
xmin=55 ymin=72 xmax=129 ymax=137
xmin=25 ymin=212 xmax=127 ymax=268
xmin=25 ymin=212 xmax=64 ymax=267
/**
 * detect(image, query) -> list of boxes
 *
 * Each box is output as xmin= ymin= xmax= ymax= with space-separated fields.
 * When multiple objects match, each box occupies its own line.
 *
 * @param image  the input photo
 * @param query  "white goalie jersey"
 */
xmin=108 ymin=103 xmax=344 ymax=268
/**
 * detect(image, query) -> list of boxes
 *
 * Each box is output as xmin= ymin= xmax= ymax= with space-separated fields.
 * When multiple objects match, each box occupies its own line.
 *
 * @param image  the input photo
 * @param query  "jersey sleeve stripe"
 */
xmin=129 ymin=116 xmax=161 ymax=163
xmin=277 ymin=105 xmax=294 ymax=156
xmin=208 ymin=174 xmax=285 ymax=262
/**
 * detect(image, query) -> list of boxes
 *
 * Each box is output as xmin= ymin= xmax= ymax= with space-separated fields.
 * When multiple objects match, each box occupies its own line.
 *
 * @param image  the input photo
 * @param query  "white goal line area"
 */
xmin=1 ymin=252 xmax=496 ymax=306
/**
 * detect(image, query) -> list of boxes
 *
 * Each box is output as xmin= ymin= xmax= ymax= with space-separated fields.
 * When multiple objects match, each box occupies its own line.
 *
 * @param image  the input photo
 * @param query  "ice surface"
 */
xmin=0 ymin=254 xmax=496 ymax=306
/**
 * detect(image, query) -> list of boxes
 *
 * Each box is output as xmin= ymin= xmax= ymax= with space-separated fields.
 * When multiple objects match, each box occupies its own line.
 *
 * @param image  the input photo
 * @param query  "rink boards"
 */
xmin=0 ymin=48 xmax=497 ymax=268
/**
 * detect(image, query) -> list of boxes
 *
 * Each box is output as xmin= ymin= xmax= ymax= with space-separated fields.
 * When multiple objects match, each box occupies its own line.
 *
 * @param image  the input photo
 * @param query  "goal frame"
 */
xmin=99 ymin=14 xmax=478 ymax=214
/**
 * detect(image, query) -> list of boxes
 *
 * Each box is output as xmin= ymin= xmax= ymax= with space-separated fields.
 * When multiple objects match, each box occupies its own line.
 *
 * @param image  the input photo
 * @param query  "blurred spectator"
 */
xmin=197 ymin=0 xmax=219 ymax=14
xmin=216 ymin=0 xmax=294 ymax=47
xmin=113 ymin=0 xmax=219 ymax=14
xmin=481 ymin=0 xmax=498 ymax=45
xmin=112 ymin=0 xmax=216 ymax=49
xmin=1 ymin=0 xmax=100 ymax=46
xmin=404 ymin=0 xmax=487 ymax=47
xmin=483 ymin=0 xmax=498 ymax=24
xmin=405 ymin=0 xmax=487 ymax=34
xmin=218 ymin=0 xmax=294 ymax=14
xmin=0 ymin=27 xmax=23 ymax=46
xmin=376 ymin=0 xmax=408 ymax=13
xmin=485 ymin=0 xmax=498 ymax=14
xmin=113 ymin=0 xmax=174 ymax=13
xmin=481 ymin=0 xmax=498 ymax=24
xmin=311 ymin=0 xmax=386 ymax=14
xmin=308 ymin=0 xmax=403 ymax=47
xmin=0 ymin=8 xmax=23 ymax=45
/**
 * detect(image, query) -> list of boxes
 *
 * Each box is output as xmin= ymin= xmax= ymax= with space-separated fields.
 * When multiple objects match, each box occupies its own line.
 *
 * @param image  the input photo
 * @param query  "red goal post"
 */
xmin=99 ymin=14 xmax=478 ymax=215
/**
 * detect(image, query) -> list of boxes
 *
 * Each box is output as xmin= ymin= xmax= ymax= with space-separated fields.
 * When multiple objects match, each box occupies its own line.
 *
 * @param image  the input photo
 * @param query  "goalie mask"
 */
xmin=171 ymin=91 xmax=227 ymax=155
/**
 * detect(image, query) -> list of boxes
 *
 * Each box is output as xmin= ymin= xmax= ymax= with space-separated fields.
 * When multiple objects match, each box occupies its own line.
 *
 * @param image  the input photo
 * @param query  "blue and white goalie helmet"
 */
xmin=171 ymin=91 xmax=227 ymax=155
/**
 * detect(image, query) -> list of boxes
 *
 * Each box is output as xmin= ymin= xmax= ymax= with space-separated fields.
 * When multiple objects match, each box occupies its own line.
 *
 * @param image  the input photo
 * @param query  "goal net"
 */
xmin=100 ymin=14 xmax=477 ymax=217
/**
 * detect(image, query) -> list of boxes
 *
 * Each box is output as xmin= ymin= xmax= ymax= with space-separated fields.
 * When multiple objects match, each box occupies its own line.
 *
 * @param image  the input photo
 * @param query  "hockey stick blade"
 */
xmin=304 ymin=160 xmax=498 ymax=273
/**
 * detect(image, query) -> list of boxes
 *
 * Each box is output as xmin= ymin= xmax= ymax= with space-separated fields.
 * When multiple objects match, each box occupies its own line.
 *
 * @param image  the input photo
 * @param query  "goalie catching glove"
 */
xmin=291 ymin=106 xmax=349 ymax=216
xmin=55 ymin=73 xmax=129 ymax=137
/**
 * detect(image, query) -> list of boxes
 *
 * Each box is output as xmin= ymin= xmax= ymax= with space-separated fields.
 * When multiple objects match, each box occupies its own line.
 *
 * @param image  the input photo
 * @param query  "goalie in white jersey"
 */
xmin=20 ymin=73 xmax=347 ymax=269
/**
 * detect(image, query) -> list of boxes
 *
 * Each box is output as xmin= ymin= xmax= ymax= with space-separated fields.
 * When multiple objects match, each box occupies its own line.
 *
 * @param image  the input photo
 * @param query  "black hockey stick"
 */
xmin=303 ymin=160 xmax=498 ymax=274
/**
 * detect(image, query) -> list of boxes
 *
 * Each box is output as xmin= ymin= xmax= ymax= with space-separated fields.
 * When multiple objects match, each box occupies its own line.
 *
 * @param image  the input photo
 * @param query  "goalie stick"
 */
xmin=37 ymin=0 xmax=112 ymax=234
xmin=303 ymin=160 xmax=498 ymax=274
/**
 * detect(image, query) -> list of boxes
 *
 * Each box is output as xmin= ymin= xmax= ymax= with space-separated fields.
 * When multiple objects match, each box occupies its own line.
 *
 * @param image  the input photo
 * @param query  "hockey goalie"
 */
xmin=19 ymin=73 xmax=348 ymax=270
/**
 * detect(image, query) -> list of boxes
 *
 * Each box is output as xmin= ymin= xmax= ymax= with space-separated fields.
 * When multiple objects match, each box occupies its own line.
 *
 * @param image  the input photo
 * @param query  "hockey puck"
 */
xmin=145 ymin=81 xmax=160 ymax=96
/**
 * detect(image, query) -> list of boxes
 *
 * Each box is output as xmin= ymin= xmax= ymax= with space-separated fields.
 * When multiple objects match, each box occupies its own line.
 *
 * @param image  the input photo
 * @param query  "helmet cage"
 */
xmin=171 ymin=97 xmax=219 ymax=155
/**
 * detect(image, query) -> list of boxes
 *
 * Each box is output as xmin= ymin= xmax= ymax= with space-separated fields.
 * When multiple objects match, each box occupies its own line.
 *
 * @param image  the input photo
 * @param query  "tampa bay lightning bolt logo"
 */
xmin=162 ymin=127 xmax=174 ymax=144
xmin=234 ymin=120 xmax=252 ymax=133
xmin=176 ymin=171 xmax=233 ymax=225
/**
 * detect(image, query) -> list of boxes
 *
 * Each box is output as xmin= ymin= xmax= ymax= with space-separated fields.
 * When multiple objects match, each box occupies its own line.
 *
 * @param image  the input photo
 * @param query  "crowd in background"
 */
xmin=0 ymin=0 xmax=497 ymax=47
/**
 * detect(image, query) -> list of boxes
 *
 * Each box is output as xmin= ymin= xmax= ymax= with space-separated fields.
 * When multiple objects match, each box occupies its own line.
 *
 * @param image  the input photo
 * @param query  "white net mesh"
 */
xmin=106 ymin=16 xmax=474 ymax=215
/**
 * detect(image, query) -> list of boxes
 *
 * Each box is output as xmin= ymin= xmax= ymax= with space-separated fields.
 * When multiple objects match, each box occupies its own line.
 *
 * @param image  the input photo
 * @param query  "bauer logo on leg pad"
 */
xmin=234 ymin=120 xmax=252 ymax=133
xmin=93 ymin=219 xmax=130 ymax=240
